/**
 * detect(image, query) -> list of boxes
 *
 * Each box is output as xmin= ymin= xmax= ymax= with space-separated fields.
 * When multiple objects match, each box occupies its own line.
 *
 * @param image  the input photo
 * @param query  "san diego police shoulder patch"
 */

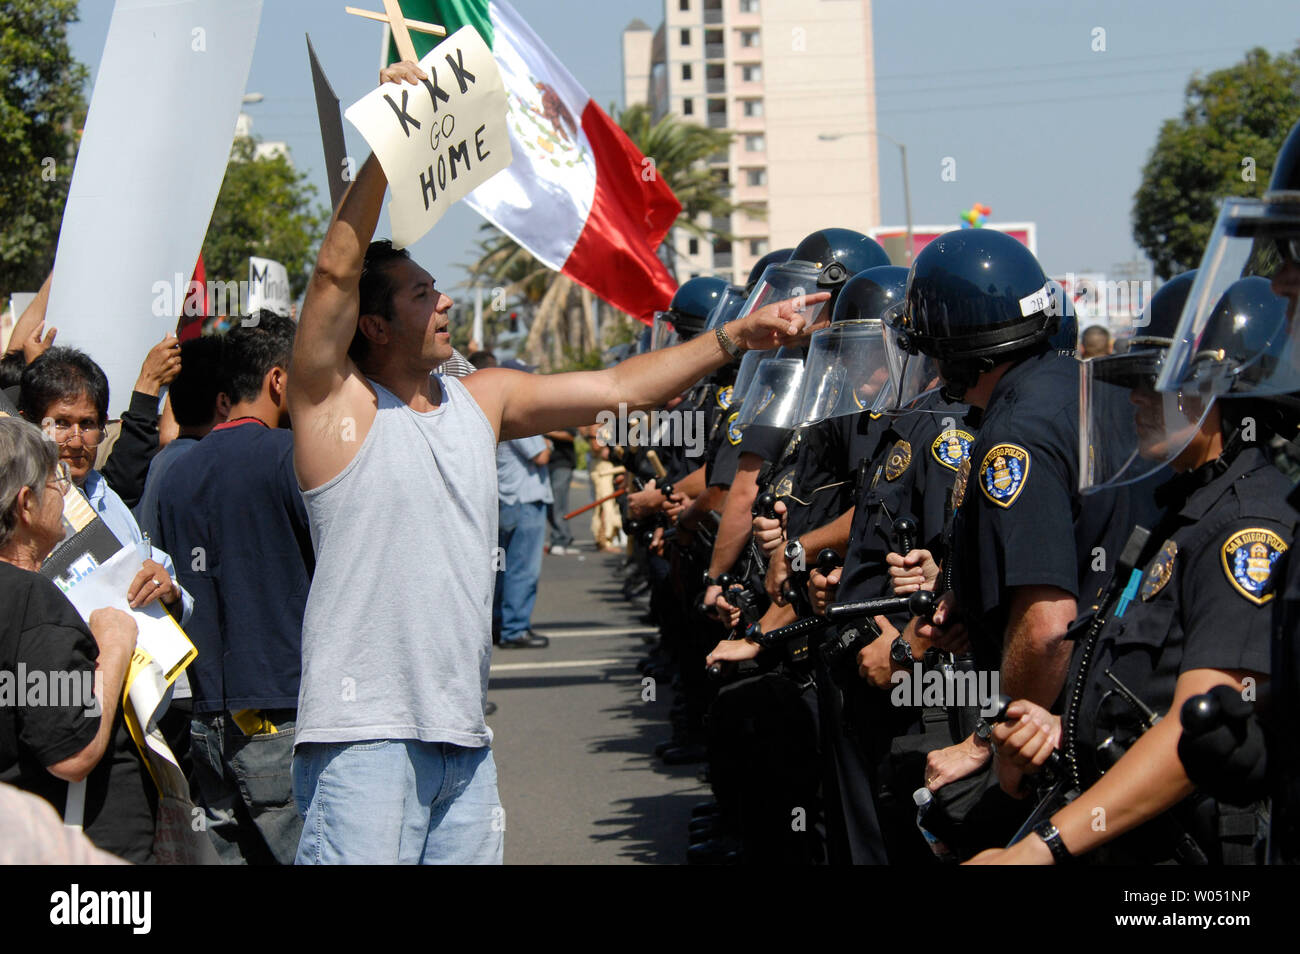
xmin=717 ymin=385 xmax=733 ymax=409
xmin=931 ymin=428 xmax=975 ymax=472
xmin=726 ymin=411 xmax=742 ymax=445
xmin=979 ymin=443 xmax=1030 ymax=508
xmin=1221 ymin=528 xmax=1288 ymax=605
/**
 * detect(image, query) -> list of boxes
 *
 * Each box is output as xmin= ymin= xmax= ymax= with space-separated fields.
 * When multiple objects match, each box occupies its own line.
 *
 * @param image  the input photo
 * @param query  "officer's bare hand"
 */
xmin=752 ymin=500 xmax=787 ymax=557
xmin=993 ymin=700 xmax=1060 ymax=775
xmin=706 ymin=637 xmax=761 ymax=667
xmin=856 ymin=629 xmax=896 ymax=688
xmin=648 ymin=526 xmax=666 ymax=557
xmin=808 ymin=565 xmax=841 ymax=616
xmin=887 ymin=548 xmax=939 ymax=595
xmin=913 ymin=590 xmax=969 ymax=653
xmin=664 ymin=491 xmax=692 ymax=521
xmin=727 ymin=292 xmax=832 ymax=351
xmin=765 ymin=552 xmax=791 ymax=605
xmin=924 ymin=734 xmax=991 ymax=792
xmin=627 ymin=480 xmax=664 ymax=520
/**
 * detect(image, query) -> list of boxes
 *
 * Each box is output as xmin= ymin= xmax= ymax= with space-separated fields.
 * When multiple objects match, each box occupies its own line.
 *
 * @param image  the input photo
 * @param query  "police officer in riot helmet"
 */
xmin=746 ymin=248 xmax=793 ymax=295
xmin=1173 ymin=117 xmax=1300 ymax=864
xmin=977 ymin=273 xmax=1298 ymax=864
xmin=881 ymin=228 xmax=1144 ymax=819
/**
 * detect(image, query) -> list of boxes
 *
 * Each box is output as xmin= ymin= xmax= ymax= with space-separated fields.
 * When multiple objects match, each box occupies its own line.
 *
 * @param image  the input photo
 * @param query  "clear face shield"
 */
xmin=705 ymin=284 xmax=748 ymax=334
xmin=1156 ymin=196 xmax=1300 ymax=398
xmin=650 ymin=311 xmax=682 ymax=351
xmin=1079 ymin=350 xmax=1213 ymax=493
xmin=879 ymin=300 xmax=944 ymax=412
xmin=797 ymin=320 xmax=892 ymax=424
xmin=735 ymin=357 xmax=806 ymax=434
xmin=739 ymin=261 xmax=832 ymax=330
xmin=729 ymin=346 xmax=779 ymax=413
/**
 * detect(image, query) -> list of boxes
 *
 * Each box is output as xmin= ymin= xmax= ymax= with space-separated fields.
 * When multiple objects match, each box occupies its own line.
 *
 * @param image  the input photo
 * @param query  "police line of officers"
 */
xmin=604 ymin=117 xmax=1300 ymax=866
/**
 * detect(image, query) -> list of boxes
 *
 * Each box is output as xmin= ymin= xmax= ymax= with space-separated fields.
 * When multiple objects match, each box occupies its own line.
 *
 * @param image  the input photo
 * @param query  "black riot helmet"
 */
xmin=1112 ymin=271 xmax=1198 ymax=358
xmin=1269 ymin=117 xmax=1300 ymax=197
xmin=746 ymin=247 xmax=793 ymax=294
xmin=831 ymin=266 xmax=909 ymax=323
xmin=667 ymin=276 xmax=729 ymax=339
xmin=790 ymin=228 xmax=891 ymax=293
xmin=1191 ymin=276 xmax=1294 ymax=396
xmin=884 ymin=229 xmax=1059 ymax=402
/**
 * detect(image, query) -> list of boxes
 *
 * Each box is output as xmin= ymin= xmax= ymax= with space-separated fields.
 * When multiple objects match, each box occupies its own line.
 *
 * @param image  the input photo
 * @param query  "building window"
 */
xmin=683 ymin=98 xmax=694 ymax=116
xmin=744 ymin=134 xmax=765 ymax=151
xmin=742 ymin=99 xmax=763 ymax=118
xmin=742 ymin=64 xmax=762 ymax=82
xmin=679 ymin=0 xmax=690 ymax=9
xmin=680 ymin=28 xmax=690 ymax=46
xmin=689 ymin=238 xmax=700 ymax=256
xmin=682 ymin=63 xmax=692 ymax=81
xmin=739 ymin=30 xmax=760 ymax=47
xmin=749 ymin=238 xmax=769 ymax=256
xmin=745 ymin=168 xmax=767 ymax=187
xmin=740 ymin=0 xmax=760 ymax=11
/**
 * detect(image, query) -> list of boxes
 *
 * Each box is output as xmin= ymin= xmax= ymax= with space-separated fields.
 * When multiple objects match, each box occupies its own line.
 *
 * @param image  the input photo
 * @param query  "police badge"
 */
xmin=1140 ymin=540 xmax=1178 ymax=601
xmin=717 ymin=385 xmax=734 ymax=409
xmin=884 ymin=440 xmax=912 ymax=481
xmin=951 ymin=456 xmax=971 ymax=509
xmin=1221 ymin=528 xmax=1288 ymax=605
xmin=931 ymin=428 xmax=975 ymax=472
xmin=979 ymin=443 xmax=1030 ymax=508
xmin=726 ymin=411 xmax=743 ymax=445
xmin=775 ymin=471 xmax=794 ymax=499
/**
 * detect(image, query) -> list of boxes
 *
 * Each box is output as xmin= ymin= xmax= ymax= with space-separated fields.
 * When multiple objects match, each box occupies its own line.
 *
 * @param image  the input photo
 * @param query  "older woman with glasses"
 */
xmin=0 ymin=416 xmax=157 ymax=861
xmin=19 ymin=347 xmax=192 ymax=624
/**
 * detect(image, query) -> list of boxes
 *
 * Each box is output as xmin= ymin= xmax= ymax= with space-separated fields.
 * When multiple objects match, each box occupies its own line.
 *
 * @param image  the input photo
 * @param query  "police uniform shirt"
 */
xmin=1071 ymin=445 xmax=1293 ymax=863
xmin=950 ymin=350 xmax=1138 ymax=667
xmin=782 ymin=417 xmax=856 ymax=541
xmin=1265 ymin=480 xmax=1300 ymax=863
xmin=837 ymin=396 xmax=975 ymax=602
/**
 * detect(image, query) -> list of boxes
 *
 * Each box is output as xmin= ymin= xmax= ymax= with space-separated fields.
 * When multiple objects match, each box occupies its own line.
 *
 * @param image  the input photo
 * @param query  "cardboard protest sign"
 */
xmin=344 ymin=25 xmax=511 ymax=247
xmin=247 ymin=256 xmax=291 ymax=317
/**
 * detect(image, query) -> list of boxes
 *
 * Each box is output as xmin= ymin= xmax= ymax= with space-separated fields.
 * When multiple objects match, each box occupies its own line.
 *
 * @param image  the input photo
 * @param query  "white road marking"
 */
xmin=490 ymin=657 xmax=626 ymax=672
xmin=530 ymin=626 xmax=657 ymax=638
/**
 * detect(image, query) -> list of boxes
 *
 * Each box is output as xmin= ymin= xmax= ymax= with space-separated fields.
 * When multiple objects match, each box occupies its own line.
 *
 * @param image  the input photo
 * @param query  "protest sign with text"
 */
xmin=344 ymin=25 xmax=510 ymax=247
xmin=247 ymin=256 xmax=291 ymax=317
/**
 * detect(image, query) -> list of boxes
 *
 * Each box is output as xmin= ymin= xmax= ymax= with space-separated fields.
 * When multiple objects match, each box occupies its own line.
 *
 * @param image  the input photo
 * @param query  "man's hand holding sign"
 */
xmin=344 ymin=31 xmax=511 ymax=247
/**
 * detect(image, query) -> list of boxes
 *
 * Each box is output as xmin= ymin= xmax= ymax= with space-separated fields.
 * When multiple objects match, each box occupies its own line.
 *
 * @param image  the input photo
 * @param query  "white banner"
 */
xmin=247 ymin=256 xmax=291 ymax=317
xmin=44 ymin=0 xmax=262 ymax=416
xmin=346 ymin=25 xmax=511 ymax=248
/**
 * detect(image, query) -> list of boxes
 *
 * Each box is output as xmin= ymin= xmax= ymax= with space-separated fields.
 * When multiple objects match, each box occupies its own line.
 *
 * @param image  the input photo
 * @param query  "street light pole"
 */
xmin=818 ymin=129 xmax=914 ymax=264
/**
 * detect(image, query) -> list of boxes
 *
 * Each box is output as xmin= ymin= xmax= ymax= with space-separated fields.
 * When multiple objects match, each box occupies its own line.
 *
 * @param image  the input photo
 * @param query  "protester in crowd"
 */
xmin=583 ymin=423 xmax=624 ymax=553
xmin=544 ymin=427 xmax=579 ymax=554
xmin=135 ymin=334 xmax=228 ymax=543
xmin=1080 ymin=323 xmax=1112 ymax=357
xmin=18 ymin=347 xmax=193 ymax=626
xmin=0 ymin=782 xmax=128 ymax=864
xmin=468 ymin=349 xmax=497 ymax=371
xmin=155 ymin=312 xmax=311 ymax=865
xmin=494 ymin=401 xmax=553 ymax=650
xmin=0 ymin=417 xmax=151 ymax=862
xmin=284 ymin=59 xmax=811 ymax=866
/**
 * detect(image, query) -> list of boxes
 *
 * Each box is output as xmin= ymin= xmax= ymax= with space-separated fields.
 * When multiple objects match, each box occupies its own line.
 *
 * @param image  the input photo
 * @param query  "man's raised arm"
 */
xmin=465 ymin=293 xmax=828 ymax=441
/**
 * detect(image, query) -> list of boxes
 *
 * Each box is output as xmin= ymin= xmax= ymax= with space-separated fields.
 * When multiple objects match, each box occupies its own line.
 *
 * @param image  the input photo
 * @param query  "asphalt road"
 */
xmin=487 ymin=475 xmax=707 ymax=864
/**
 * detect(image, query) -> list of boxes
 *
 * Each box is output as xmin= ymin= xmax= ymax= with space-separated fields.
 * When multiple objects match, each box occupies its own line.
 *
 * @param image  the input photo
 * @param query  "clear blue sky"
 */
xmin=67 ymin=0 xmax=1299 ymax=310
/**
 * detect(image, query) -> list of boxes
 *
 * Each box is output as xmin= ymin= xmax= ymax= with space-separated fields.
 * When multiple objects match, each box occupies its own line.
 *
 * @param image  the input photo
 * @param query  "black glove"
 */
xmin=1177 ymin=685 xmax=1267 ymax=805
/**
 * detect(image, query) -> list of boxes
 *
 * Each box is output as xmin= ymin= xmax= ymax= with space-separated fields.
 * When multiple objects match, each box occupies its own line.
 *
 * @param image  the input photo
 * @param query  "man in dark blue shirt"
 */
xmin=156 ymin=312 xmax=313 ymax=864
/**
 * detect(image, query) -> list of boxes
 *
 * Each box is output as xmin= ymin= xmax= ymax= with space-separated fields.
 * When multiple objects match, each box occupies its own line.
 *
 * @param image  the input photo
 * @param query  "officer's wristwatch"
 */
xmin=784 ymin=538 xmax=805 ymax=566
xmin=1034 ymin=821 xmax=1075 ymax=865
xmin=890 ymin=635 xmax=915 ymax=666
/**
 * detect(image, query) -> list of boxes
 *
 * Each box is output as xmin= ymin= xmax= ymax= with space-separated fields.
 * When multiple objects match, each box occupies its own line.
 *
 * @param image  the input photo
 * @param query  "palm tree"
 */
xmin=463 ymin=105 xmax=757 ymax=368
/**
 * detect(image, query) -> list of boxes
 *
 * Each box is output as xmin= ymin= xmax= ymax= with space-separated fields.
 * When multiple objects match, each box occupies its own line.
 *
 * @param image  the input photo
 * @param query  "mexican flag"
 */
xmin=390 ymin=0 xmax=680 ymax=322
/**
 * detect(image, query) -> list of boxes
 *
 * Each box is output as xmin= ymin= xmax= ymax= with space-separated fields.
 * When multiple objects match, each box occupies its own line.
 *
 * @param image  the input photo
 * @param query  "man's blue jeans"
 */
xmin=292 ymin=740 xmax=503 ymax=864
xmin=495 ymin=499 xmax=547 ymax=644
xmin=547 ymin=464 xmax=575 ymax=548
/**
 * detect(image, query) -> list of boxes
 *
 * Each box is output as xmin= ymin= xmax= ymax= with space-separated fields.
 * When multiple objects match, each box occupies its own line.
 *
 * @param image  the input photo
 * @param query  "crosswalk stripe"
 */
xmin=530 ymin=626 xmax=657 ymax=638
xmin=490 ymin=657 xmax=626 ymax=672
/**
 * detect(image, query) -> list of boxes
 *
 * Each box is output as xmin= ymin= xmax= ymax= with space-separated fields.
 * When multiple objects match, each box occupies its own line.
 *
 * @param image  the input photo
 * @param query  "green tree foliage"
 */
xmin=1133 ymin=46 xmax=1300 ymax=279
xmin=0 ymin=0 xmax=88 ymax=297
xmin=203 ymin=137 xmax=328 ymax=302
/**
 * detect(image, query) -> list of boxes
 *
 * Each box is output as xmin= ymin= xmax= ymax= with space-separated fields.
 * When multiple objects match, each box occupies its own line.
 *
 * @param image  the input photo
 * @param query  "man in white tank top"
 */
xmin=285 ymin=60 xmax=822 ymax=865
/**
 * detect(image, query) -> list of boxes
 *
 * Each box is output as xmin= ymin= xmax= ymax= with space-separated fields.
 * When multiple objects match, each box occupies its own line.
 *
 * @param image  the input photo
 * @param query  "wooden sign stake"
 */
xmin=345 ymin=0 xmax=446 ymax=63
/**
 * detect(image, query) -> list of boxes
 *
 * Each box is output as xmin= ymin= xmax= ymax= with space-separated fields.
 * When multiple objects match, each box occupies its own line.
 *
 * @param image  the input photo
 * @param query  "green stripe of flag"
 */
xmin=385 ymin=0 xmax=494 ymax=62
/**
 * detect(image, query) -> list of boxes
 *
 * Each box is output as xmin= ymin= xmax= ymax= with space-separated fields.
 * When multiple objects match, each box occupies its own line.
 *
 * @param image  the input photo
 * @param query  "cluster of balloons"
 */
xmin=960 ymin=203 xmax=992 ymax=228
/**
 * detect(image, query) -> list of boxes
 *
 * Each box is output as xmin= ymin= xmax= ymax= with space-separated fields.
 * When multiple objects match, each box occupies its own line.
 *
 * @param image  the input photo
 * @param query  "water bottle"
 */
xmin=913 ymin=787 xmax=956 ymax=863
